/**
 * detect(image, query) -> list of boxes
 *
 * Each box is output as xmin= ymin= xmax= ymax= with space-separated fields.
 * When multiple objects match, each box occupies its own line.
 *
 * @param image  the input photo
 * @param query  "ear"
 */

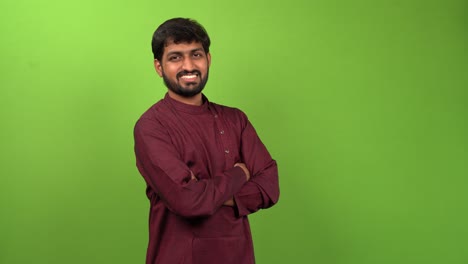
xmin=207 ymin=53 xmax=211 ymax=67
xmin=154 ymin=59 xmax=163 ymax=77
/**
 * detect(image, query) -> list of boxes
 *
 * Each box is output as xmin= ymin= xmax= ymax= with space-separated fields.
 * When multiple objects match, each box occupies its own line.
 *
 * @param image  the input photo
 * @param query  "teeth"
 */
xmin=181 ymin=75 xmax=197 ymax=79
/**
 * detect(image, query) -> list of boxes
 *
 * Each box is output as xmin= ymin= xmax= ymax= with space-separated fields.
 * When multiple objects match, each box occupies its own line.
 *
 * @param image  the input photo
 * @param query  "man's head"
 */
xmin=152 ymin=18 xmax=211 ymax=98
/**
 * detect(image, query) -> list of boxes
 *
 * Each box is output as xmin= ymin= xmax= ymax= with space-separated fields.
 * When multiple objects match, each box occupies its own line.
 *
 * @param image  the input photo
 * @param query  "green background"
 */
xmin=1 ymin=0 xmax=467 ymax=263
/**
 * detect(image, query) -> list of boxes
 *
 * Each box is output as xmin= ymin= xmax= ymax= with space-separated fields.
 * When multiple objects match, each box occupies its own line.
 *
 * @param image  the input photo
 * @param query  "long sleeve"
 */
xmin=134 ymin=117 xmax=247 ymax=218
xmin=233 ymin=112 xmax=280 ymax=217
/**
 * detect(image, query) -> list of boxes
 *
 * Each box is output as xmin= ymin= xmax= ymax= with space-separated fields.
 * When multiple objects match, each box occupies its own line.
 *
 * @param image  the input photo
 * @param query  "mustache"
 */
xmin=176 ymin=70 xmax=201 ymax=79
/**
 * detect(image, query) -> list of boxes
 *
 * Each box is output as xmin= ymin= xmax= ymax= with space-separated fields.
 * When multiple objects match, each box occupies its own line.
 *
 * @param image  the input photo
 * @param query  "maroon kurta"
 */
xmin=134 ymin=93 xmax=279 ymax=264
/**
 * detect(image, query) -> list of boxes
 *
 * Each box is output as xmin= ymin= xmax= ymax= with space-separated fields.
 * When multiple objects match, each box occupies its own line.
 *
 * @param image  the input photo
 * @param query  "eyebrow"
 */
xmin=166 ymin=48 xmax=204 ymax=57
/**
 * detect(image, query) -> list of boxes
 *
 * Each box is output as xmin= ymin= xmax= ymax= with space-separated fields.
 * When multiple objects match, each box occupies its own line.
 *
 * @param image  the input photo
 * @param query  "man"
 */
xmin=134 ymin=18 xmax=279 ymax=264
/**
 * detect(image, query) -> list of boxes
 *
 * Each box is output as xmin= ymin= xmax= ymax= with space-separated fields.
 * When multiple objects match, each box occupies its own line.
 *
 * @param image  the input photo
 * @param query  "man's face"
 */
xmin=154 ymin=41 xmax=211 ymax=98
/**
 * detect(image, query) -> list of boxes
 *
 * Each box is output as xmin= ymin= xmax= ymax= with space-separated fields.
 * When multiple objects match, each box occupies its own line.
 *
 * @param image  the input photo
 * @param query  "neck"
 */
xmin=167 ymin=90 xmax=203 ymax=106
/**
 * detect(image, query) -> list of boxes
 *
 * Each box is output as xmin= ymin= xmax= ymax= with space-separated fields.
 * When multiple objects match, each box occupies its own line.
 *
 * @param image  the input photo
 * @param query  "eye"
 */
xmin=193 ymin=52 xmax=203 ymax=58
xmin=168 ymin=55 xmax=181 ymax=62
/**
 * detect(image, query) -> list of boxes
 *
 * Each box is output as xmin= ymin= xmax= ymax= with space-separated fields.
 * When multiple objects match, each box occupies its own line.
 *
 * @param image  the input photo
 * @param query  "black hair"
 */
xmin=151 ymin=18 xmax=211 ymax=61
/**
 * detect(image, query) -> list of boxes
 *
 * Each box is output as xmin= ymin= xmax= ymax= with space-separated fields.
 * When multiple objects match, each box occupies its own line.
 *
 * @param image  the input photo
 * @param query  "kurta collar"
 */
xmin=163 ymin=93 xmax=210 ymax=115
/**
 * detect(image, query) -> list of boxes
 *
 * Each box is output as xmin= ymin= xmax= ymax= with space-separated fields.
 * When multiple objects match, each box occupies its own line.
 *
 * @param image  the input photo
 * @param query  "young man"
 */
xmin=134 ymin=18 xmax=279 ymax=264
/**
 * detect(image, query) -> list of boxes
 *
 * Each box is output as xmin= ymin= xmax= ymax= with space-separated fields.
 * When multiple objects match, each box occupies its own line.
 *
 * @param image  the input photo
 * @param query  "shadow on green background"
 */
xmin=1 ymin=0 xmax=467 ymax=263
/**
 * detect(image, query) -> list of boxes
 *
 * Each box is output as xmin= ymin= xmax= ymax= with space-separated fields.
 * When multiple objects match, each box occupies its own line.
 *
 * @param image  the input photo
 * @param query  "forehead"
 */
xmin=163 ymin=41 xmax=204 ymax=55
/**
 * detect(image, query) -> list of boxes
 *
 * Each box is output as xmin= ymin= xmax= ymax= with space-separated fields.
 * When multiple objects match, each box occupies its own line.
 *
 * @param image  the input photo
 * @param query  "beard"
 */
xmin=162 ymin=69 xmax=209 ymax=98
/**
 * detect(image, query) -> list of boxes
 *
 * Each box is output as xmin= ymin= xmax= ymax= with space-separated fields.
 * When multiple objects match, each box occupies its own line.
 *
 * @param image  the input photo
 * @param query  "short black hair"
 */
xmin=151 ymin=18 xmax=211 ymax=61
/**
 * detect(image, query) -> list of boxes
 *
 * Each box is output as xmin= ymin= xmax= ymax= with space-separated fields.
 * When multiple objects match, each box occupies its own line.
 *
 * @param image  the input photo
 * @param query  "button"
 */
xmin=214 ymin=114 xmax=218 ymax=118
xmin=220 ymin=130 xmax=225 ymax=135
xmin=225 ymin=150 xmax=230 ymax=154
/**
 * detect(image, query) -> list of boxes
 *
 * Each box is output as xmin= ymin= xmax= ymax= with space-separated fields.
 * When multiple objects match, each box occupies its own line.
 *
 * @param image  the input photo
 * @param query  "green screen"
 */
xmin=1 ymin=0 xmax=467 ymax=263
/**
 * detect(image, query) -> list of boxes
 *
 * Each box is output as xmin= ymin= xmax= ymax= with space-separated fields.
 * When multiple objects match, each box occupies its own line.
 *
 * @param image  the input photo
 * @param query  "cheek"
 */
xmin=198 ymin=62 xmax=209 ymax=73
xmin=162 ymin=67 xmax=178 ymax=78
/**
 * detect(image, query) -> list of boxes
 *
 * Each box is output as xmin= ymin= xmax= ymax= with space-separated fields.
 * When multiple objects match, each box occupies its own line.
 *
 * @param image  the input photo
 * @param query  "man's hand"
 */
xmin=223 ymin=197 xmax=235 ymax=207
xmin=190 ymin=171 xmax=198 ymax=181
xmin=234 ymin=163 xmax=250 ymax=181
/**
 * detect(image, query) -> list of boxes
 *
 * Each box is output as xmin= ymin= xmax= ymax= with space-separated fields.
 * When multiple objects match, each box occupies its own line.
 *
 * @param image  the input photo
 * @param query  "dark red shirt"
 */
xmin=134 ymin=93 xmax=279 ymax=264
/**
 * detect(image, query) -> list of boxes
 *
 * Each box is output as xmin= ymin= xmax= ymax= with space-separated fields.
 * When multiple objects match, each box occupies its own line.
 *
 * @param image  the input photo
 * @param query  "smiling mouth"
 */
xmin=178 ymin=70 xmax=201 ymax=78
xmin=180 ymin=74 xmax=198 ymax=79
xmin=179 ymin=73 xmax=199 ymax=83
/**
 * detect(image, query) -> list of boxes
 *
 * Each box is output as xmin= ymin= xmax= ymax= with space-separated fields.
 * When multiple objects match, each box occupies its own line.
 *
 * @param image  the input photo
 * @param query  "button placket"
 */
xmin=213 ymin=113 xmax=230 ymax=157
xmin=221 ymin=129 xmax=229 ymax=154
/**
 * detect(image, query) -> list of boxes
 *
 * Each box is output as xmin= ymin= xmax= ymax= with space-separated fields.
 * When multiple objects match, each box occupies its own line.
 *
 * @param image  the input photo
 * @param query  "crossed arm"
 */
xmin=189 ymin=163 xmax=251 ymax=207
xmin=134 ymin=113 xmax=279 ymax=218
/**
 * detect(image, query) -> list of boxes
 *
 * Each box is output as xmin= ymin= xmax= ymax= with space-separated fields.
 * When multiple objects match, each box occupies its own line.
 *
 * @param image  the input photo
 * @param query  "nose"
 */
xmin=182 ymin=57 xmax=195 ymax=71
